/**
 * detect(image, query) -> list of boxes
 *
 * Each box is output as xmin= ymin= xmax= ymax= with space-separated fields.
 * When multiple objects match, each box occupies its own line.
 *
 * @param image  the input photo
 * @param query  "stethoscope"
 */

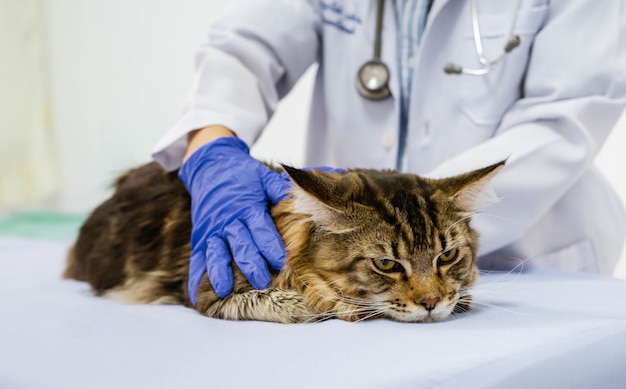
xmin=356 ymin=0 xmax=522 ymax=100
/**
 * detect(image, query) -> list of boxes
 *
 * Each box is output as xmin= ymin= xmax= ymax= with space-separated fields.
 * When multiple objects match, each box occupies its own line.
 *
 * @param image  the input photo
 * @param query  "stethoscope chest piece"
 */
xmin=356 ymin=0 xmax=391 ymax=100
xmin=356 ymin=60 xmax=391 ymax=100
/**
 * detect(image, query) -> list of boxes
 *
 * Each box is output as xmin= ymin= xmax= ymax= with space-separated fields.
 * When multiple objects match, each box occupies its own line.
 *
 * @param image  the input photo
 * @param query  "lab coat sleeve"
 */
xmin=152 ymin=0 xmax=320 ymax=171
xmin=426 ymin=1 xmax=626 ymax=256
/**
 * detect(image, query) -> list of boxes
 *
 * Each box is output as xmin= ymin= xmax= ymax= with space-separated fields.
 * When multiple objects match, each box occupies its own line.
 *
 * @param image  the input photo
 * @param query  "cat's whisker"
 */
xmin=302 ymin=305 xmax=387 ymax=323
xmin=354 ymin=309 xmax=387 ymax=322
xmin=301 ymin=312 xmax=337 ymax=323
xmin=452 ymin=303 xmax=473 ymax=316
xmin=478 ymin=256 xmax=529 ymax=277
xmin=322 ymin=280 xmax=381 ymax=306
xmin=474 ymin=254 xmax=538 ymax=296
xmin=291 ymin=268 xmax=341 ymax=302
xmin=456 ymin=298 xmax=527 ymax=316
xmin=334 ymin=294 xmax=380 ymax=306
xmin=472 ymin=210 xmax=525 ymax=226
xmin=292 ymin=267 xmax=381 ymax=311
xmin=445 ymin=213 xmax=476 ymax=236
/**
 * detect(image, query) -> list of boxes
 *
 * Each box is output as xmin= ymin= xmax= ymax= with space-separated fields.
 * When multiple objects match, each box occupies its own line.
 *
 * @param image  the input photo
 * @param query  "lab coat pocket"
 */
xmin=532 ymin=239 xmax=599 ymax=273
xmin=456 ymin=5 xmax=549 ymax=127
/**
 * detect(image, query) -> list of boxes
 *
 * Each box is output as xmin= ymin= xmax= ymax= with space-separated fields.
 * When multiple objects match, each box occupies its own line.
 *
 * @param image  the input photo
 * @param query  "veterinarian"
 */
xmin=152 ymin=0 xmax=626 ymax=301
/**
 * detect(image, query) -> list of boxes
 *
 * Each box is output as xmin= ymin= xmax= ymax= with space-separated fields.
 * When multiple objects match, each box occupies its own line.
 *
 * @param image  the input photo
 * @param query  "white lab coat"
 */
xmin=153 ymin=0 xmax=626 ymax=274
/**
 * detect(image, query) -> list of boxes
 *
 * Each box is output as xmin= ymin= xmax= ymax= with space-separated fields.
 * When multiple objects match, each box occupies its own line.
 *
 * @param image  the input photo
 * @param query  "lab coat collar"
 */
xmin=423 ymin=0 xmax=451 ymax=39
xmin=428 ymin=0 xmax=452 ymax=22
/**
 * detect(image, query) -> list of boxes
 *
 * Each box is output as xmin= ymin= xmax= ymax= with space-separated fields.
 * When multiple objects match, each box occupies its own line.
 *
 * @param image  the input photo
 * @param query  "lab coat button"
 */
xmin=382 ymin=132 xmax=395 ymax=149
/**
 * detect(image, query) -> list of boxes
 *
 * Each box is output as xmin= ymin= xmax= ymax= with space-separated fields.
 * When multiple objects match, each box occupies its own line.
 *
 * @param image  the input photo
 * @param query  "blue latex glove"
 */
xmin=179 ymin=137 xmax=291 ymax=303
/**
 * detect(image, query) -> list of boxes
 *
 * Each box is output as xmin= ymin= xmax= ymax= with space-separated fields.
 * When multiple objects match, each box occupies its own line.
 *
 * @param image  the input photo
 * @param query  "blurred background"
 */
xmin=1 ymin=0 xmax=625 ymax=277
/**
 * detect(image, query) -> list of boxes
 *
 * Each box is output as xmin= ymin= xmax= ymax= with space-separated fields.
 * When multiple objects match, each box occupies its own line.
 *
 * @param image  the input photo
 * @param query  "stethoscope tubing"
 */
xmin=445 ymin=0 xmax=522 ymax=75
xmin=356 ymin=0 xmax=392 ymax=100
xmin=357 ymin=0 xmax=524 ymax=99
xmin=373 ymin=0 xmax=384 ymax=61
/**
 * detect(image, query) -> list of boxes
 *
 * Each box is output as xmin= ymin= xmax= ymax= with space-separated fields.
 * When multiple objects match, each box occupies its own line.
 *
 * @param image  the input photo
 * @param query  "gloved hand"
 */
xmin=179 ymin=137 xmax=291 ymax=303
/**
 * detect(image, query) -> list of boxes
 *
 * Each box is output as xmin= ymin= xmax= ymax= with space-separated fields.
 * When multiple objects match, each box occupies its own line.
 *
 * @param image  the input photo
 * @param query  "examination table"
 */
xmin=2 ymin=236 xmax=626 ymax=389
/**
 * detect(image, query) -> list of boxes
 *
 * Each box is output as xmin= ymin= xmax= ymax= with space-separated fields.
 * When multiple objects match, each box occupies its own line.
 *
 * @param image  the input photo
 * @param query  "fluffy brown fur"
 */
xmin=64 ymin=161 xmax=504 ymax=323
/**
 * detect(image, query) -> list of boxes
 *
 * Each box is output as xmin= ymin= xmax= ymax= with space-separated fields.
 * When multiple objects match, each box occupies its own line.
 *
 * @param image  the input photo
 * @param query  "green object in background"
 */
xmin=0 ymin=212 xmax=86 ymax=240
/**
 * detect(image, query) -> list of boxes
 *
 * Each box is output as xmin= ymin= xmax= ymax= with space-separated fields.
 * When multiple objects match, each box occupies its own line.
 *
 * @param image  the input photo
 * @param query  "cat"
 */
xmin=64 ymin=160 xmax=504 ymax=324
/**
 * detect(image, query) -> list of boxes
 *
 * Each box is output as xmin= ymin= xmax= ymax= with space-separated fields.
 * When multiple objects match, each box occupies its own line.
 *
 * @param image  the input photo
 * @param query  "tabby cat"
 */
xmin=64 ymin=160 xmax=504 ymax=323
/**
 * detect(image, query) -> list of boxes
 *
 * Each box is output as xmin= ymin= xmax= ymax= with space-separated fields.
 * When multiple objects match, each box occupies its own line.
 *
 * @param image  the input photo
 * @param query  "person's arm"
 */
xmin=178 ymin=131 xmax=292 ymax=302
xmin=153 ymin=0 xmax=321 ymax=171
xmin=426 ymin=0 xmax=626 ymax=257
xmin=183 ymin=125 xmax=235 ymax=162
xmin=154 ymin=2 xmax=321 ymax=302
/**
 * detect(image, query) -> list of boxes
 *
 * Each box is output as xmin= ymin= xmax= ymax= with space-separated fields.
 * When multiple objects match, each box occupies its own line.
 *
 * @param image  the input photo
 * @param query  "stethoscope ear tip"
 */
xmin=504 ymin=35 xmax=521 ymax=53
xmin=444 ymin=0 xmax=522 ymax=76
xmin=443 ymin=64 xmax=463 ymax=75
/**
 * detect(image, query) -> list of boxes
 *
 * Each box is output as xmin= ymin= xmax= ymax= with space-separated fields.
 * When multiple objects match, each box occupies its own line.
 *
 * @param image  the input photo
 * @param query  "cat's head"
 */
xmin=280 ymin=161 xmax=504 ymax=322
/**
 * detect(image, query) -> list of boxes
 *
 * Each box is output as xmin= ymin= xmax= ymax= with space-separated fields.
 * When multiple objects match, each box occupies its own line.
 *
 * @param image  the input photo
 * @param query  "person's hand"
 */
xmin=179 ymin=137 xmax=290 ymax=303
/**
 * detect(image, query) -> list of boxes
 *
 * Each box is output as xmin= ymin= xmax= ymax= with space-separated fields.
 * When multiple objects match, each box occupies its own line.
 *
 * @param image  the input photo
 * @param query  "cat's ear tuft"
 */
xmin=281 ymin=165 xmax=337 ymax=197
xmin=281 ymin=165 xmax=355 ymax=233
xmin=438 ymin=160 xmax=506 ymax=213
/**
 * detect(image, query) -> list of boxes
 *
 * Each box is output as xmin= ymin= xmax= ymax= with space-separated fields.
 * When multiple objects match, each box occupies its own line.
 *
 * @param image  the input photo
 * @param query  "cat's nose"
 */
xmin=420 ymin=297 xmax=440 ymax=311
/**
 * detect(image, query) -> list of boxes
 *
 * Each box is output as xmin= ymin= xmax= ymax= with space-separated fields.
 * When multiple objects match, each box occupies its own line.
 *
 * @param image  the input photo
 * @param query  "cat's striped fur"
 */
xmin=64 ymin=161 xmax=504 ymax=323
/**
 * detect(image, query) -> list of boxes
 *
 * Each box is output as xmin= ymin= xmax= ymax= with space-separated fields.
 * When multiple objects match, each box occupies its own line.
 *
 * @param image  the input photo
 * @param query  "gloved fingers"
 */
xmin=224 ymin=219 xmax=272 ymax=290
xmin=206 ymin=236 xmax=235 ymax=298
xmin=259 ymin=165 xmax=292 ymax=205
xmin=244 ymin=209 xmax=287 ymax=271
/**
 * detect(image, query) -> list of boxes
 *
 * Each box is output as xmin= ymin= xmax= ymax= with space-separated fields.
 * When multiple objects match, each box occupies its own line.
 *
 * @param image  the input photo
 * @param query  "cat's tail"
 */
xmin=63 ymin=245 xmax=86 ymax=281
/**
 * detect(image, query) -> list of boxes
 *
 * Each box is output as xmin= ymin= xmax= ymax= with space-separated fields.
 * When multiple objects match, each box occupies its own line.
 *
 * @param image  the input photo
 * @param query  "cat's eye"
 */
xmin=372 ymin=258 xmax=402 ymax=272
xmin=438 ymin=249 xmax=459 ymax=264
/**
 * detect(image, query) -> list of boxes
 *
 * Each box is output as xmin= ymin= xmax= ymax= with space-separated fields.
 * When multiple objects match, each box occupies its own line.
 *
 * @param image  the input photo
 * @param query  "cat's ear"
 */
xmin=436 ymin=160 xmax=506 ymax=213
xmin=281 ymin=166 xmax=356 ymax=233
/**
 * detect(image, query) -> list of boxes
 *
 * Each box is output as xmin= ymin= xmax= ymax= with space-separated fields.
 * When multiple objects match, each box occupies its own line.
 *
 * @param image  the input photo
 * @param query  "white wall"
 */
xmin=0 ymin=0 xmax=58 ymax=208
xmin=4 ymin=0 xmax=626 ymax=276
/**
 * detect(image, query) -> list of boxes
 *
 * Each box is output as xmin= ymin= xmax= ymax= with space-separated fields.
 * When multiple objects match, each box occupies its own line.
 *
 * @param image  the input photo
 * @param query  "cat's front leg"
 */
xmin=197 ymin=288 xmax=313 ymax=324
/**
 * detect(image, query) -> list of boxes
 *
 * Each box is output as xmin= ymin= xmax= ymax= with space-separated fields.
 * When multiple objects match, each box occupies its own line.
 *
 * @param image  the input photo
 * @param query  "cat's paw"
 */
xmin=201 ymin=288 xmax=312 ymax=323
xmin=269 ymin=290 xmax=313 ymax=323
